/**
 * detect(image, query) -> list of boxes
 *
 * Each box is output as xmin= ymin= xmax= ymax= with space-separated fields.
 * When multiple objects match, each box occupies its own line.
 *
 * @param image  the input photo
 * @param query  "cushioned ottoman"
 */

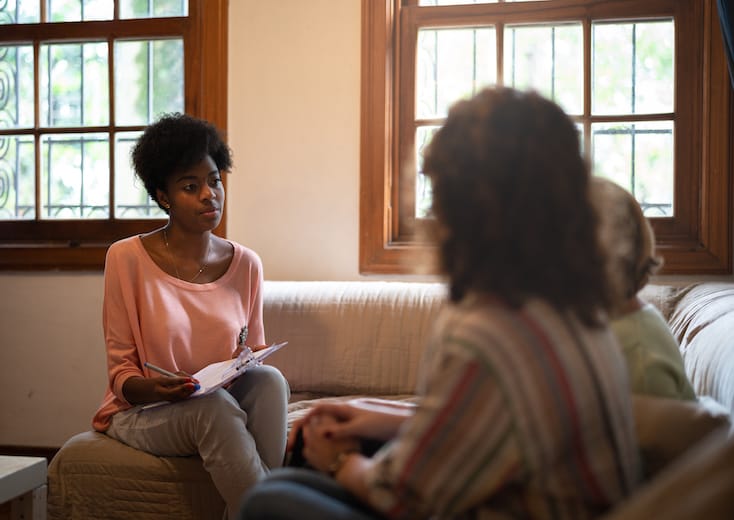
xmin=48 ymin=431 xmax=224 ymax=520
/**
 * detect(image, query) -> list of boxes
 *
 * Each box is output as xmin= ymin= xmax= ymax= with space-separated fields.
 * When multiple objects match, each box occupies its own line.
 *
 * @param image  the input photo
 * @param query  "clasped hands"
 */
xmin=287 ymin=398 xmax=416 ymax=475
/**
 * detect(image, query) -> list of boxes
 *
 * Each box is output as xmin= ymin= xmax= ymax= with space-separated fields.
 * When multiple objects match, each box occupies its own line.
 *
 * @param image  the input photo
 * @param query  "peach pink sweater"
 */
xmin=92 ymin=235 xmax=265 ymax=431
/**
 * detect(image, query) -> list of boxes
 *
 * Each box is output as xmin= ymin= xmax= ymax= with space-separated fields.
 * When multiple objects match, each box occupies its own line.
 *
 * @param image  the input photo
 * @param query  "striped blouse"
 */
xmin=363 ymin=294 xmax=641 ymax=519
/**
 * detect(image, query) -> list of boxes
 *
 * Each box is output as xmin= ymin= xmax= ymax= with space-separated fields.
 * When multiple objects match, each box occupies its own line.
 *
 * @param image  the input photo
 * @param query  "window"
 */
xmin=0 ymin=0 xmax=228 ymax=269
xmin=360 ymin=0 xmax=733 ymax=275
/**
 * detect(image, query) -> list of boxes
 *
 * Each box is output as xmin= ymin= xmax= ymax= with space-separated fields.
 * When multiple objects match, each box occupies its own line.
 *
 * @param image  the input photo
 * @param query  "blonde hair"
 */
xmin=590 ymin=177 xmax=662 ymax=312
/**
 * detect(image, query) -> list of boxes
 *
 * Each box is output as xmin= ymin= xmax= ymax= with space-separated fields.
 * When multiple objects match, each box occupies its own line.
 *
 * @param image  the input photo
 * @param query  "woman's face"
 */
xmin=157 ymin=154 xmax=225 ymax=232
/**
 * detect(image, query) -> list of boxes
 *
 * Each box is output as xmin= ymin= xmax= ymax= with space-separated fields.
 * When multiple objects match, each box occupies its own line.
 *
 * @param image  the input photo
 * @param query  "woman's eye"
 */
xmin=209 ymin=177 xmax=222 ymax=187
xmin=183 ymin=184 xmax=197 ymax=192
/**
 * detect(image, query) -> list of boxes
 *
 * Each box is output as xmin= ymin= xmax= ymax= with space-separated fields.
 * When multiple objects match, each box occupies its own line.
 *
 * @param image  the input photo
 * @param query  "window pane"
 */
xmin=119 ymin=0 xmax=187 ymax=19
xmin=0 ymin=134 xmax=35 ymax=220
xmin=40 ymin=42 xmax=109 ymax=127
xmin=416 ymin=27 xmax=496 ymax=119
xmin=504 ymin=23 xmax=583 ymax=115
xmin=0 ymin=0 xmax=40 ymax=24
xmin=0 ymin=44 xmax=35 ymax=128
xmin=415 ymin=125 xmax=440 ymax=218
xmin=592 ymin=121 xmax=674 ymax=216
xmin=592 ymin=20 xmax=674 ymax=115
xmin=115 ymin=39 xmax=184 ymax=126
xmin=48 ymin=0 xmax=113 ymax=22
xmin=114 ymin=131 xmax=163 ymax=218
xmin=40 ymin=133 xmax=109 ymax=218
xmin=576 ymin=122 xmax=584 ymax=151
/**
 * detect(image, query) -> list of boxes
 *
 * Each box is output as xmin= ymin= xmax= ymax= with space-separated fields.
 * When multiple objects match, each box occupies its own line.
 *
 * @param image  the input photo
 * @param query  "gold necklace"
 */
xmin=163 ymin=229 xmax=211 ymax=282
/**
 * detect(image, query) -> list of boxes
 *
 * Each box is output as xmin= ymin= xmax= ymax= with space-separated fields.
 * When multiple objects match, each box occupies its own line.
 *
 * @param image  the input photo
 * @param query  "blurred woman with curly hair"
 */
xmin=240 ymin=88 xmax=641 ymax=520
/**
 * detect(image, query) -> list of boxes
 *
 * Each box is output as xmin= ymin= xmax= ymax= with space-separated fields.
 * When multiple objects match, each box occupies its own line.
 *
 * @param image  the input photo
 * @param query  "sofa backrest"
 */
xmin=263 ymin=280 xmax=447 ymax=396
xmin=668 ymin=283 xmax=734 ymax=419
xmin=263 ymin=280 xmax=734 ymax=420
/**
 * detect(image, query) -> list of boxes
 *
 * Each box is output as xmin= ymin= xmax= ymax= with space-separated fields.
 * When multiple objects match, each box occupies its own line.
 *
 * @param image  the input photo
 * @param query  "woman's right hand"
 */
xmin=122 ymin=375 xmax=199 ymax=404
xmin=286 ymin=403 xmax=371 ymax=452
xmin=321 ymin=403 xmax=408 ymax=442
xmin=153 ymin=375 xmax=199 ymax=401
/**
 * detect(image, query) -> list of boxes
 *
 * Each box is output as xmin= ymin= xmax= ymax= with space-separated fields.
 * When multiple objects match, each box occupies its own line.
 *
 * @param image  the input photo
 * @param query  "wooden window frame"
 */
xmin=0 ymin=0 xmax=228 ymax=270
xmin=360 ymin=0 xmax=733 ymax=275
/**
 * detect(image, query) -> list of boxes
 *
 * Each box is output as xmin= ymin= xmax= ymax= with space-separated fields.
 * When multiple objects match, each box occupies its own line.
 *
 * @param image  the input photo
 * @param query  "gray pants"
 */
xmin=107 ymin=364 xmax=290 ymax=520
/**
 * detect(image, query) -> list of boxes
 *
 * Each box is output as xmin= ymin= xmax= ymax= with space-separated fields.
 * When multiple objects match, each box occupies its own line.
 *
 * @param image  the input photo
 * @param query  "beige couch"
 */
xmin=47 ymin=280 xmax=734 ymax=519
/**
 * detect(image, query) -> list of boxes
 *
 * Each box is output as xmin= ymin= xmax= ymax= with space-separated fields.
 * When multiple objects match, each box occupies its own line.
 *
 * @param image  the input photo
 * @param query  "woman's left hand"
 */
xmin=302 ymin=413 xmax=360 ymax=474
xmin=233 ymin=344 xmax=268 ymax=359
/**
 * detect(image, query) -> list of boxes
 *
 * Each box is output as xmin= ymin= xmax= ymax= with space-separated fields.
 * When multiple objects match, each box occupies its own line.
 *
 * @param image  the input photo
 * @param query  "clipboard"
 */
xmin=190 ymin=341 xmax=288 ymax=397
xmin=140 ymin=341 xmax=288 ymax=410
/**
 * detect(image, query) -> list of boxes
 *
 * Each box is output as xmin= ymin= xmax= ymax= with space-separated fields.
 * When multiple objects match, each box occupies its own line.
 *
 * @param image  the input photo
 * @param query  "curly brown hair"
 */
xmin=132 ymin=113 xmax=232 ymax=213
xmin=423 ymin=87 xmax=612 ymax=326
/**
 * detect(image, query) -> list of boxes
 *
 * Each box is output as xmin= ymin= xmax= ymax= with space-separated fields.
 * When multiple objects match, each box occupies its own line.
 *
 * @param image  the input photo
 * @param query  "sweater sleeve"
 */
xmin=102 ymin=242 xmax=145 ymax=404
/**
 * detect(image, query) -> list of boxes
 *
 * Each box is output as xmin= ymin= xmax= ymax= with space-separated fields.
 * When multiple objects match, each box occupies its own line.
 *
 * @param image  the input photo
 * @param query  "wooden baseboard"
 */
xmin=0 ymin=445 xmax=59 ymax=462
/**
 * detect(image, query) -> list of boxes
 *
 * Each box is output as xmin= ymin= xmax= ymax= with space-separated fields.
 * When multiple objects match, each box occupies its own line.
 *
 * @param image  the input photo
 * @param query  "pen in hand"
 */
xmin=144 ymin=361 xmax=178 ymax=377
xmin=144 ymin=362 xmax=200 ymax=391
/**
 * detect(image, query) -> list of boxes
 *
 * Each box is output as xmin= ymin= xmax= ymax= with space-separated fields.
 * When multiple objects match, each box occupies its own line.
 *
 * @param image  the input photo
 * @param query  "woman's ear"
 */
xmin=156 ymin=189 xmax=170 ymax=210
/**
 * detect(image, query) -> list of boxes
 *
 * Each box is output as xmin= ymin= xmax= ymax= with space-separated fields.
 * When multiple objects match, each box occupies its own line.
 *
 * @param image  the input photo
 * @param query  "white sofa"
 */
xmin=47 ymin=280 xmax=734 ymax=519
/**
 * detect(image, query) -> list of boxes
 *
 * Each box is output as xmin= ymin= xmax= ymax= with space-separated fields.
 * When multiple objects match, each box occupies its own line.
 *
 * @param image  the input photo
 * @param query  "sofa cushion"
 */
xmin=638 ymin=284 xmax=681 ymax=321
xmin=286 ymin=394 xmax=418 ymax=426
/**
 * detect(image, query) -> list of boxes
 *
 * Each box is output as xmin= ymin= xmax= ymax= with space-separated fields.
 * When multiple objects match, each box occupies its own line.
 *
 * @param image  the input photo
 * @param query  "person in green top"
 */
xmin=591 ymin=177 xmax=696 ymax=401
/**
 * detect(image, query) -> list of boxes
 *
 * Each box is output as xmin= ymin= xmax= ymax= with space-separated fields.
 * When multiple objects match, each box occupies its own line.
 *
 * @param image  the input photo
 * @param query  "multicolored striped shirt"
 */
xmin=363 ymin=294 xmax=641 ymax=519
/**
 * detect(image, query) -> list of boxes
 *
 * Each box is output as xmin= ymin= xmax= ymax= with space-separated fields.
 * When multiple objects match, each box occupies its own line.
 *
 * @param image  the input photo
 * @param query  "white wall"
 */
xmin=0 ymin=0 xmax=731 ymax=448
xmin=0 ymin=274 xmax=107 ymax=446
xmin=228 ymin=0 xmax=362 ymax=281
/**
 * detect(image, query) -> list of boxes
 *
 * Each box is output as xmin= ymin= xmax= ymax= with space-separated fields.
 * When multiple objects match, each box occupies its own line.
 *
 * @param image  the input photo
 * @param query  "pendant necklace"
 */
xmin=163 ymin=229 xmax=211 ymax=282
